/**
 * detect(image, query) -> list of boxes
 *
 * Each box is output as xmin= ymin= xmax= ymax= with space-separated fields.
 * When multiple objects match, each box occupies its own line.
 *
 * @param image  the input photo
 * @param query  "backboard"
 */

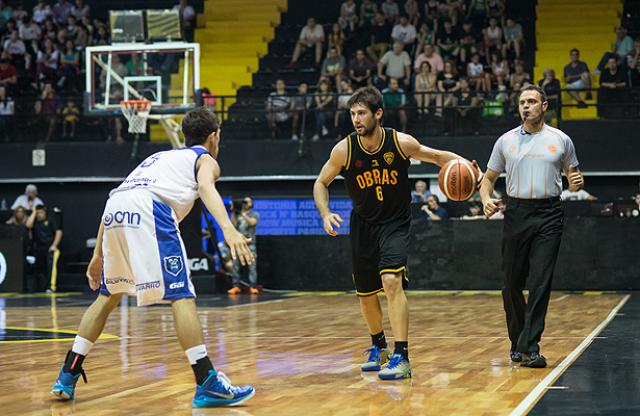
xmin=84 ymin=42 xmax=200 ymax=116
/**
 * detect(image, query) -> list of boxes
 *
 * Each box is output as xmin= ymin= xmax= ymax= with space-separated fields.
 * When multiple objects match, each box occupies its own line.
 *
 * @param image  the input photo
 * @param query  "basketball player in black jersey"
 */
xmin=314 ymin=86 xmax=479 ymax=380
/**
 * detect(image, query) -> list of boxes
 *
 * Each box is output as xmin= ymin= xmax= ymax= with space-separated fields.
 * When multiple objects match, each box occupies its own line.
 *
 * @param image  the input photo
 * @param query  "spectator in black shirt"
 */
xmin=538 ymin=69 xmax=561 ymax=121
xmin=456 ymin=77 xmax=480 ymax=133
xmin=437 ymin=20 xmax=460 ymax=61
xmin=367 ymin=12 xmax=391 ymax=62
xmin=436 ymin=61 xmax=460 ymax=116
xmin=458 ymin=21 xmax=479 ymax=64
xmin=598 ymin=57 xmax=627 ymax=118
xmin=421 ymin=194 xmax=448 ymax=221
xmin=26 ymin=204 xmax=62 ymax=292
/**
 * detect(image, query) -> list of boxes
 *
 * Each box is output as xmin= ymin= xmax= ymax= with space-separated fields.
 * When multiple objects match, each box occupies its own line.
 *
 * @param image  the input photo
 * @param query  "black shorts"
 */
xmin=350 ymin=211 xmax=410 ymax=296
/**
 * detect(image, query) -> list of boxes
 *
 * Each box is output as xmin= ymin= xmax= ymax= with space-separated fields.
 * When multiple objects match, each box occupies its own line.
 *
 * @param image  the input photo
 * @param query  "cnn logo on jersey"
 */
xmin=103 ymin=211 xmax=142 ymax=228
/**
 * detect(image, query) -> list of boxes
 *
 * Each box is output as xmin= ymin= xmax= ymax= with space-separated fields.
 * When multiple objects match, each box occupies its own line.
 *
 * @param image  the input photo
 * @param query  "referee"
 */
xmin=480 ymin=85 xmax=584 ymax=368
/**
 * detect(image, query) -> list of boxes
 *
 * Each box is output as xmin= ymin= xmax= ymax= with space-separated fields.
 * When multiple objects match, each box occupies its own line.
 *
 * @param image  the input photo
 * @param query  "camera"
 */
xmin=232 ymin=199 xmax=245 ymax=214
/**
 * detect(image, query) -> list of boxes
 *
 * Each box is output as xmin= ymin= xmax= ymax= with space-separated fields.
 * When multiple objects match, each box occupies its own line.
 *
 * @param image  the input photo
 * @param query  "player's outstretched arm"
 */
xmin=313 ymin=140 xmax=347 ymax=236
xmin=480 ymin=169 xmax=501 ymax=217
xmin=396 ymin=131 xmax=467 ymax=167
xmin=396 ymin=132 xmax=483 ymax=183
xmin=196 ymin=154 xmax=254 ymax=266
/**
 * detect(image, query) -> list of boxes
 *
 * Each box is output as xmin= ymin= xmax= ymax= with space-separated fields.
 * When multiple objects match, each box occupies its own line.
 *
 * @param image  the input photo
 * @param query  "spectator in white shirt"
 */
xmin=4 ymin=31 xmax=26 ymax=57
xmin=12 ymin=184 xmax=44 ymax=211
xmin=466 ymin=52 xmax=490 ymax=92
xmin=290 ymin=18 xmax=325 ymax=67
xmin=391 ymin=14 xmax=416 ymax=49
xmin=378 ymin=41 xmax=412 ymax=87
xmin=561 ymin=188 xmax=596 ymax=201
xmin=19 ymin=16 xmax=42 ymax=49
xmin=33 ymin=0 xmax=52 ymax=24
xmin=266 ymin=79 xmax=292 ymax=139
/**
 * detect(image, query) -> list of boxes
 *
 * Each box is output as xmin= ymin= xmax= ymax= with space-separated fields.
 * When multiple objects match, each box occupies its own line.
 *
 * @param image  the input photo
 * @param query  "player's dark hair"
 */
xmin=182 ymin=106 xmax=219 ymax=147
xmin=347 ymin=86 xmax=383 ymax=115
xmin=570 ymin=48 xmax=579 ymax=55
xmin=520 ymin=85 xmax=547 ymax=103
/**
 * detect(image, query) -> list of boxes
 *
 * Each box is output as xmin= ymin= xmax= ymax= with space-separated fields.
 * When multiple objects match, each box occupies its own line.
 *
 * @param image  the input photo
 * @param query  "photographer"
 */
xmin=26 ymin=204 xmax=62 ymax=292
xmin=228 ymin=197 xmax=260 ymax=295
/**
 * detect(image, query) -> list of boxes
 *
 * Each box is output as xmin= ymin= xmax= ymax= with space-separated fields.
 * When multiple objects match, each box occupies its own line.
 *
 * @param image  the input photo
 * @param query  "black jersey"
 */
xmin=341 ymin=127 xmax=411 ymax=224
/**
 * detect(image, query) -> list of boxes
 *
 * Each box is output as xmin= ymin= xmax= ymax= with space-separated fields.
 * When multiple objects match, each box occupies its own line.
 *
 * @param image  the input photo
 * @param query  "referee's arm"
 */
xmin=480 ymin=169 xmax=502 ymax=217
xmin=564 ymin=167 xmax=585 ymax=192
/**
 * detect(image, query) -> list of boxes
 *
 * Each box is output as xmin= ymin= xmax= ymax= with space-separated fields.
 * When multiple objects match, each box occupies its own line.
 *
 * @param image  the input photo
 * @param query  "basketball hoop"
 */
xmin=120 ymin=99 xmax=151 ymax=134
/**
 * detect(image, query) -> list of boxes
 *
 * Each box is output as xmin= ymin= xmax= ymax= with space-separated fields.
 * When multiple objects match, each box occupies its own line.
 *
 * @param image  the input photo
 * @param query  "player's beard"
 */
xmin=359 ymin=119 xmax=377 ymax=137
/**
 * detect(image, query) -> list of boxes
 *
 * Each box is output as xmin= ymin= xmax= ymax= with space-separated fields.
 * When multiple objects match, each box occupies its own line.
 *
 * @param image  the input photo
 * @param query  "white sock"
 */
xmin=185 ymin=344 xmax=208 ymax=365
xmin=71 ymin=336 xmax=94 ymax=356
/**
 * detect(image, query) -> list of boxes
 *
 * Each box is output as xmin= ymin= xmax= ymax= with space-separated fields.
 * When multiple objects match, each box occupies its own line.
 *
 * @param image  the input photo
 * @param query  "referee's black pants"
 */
xmin=502 ymin=197 xmax=563 ymax=354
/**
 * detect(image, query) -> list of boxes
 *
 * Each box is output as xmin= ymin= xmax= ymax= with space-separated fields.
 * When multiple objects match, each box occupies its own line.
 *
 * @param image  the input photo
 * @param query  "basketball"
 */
xmin=438 ymin=159 xmax=479 ymax=201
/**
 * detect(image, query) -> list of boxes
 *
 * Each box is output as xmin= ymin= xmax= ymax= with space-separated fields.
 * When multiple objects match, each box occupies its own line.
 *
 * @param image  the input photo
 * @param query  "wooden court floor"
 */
xmin=0 ymin=292 xmax=626 ymax=416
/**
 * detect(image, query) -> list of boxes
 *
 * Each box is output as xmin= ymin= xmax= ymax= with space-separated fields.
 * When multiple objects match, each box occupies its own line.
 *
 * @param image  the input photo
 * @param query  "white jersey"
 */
xmin=111 ymin=145 xmax=210 ymax=221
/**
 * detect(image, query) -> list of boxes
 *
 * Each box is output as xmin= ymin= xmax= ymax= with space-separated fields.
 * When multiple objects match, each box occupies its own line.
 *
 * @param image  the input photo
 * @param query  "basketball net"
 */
xmin=120 ymin=99 xmax=151 ymax=134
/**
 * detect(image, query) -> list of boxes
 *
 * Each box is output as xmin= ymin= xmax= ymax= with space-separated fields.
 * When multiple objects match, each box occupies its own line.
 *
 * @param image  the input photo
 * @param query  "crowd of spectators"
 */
xmin=267 ymin=0 xmax=538 ymax=140
xmin=263 ymin=1 xmax=640 ymax=139
xmin=591 ymin=25 xmax=640 ymax=118
xmin=0 ymin=0 xmax=104 ymax=141
xmin=0 ymin=0 xmax=195 ymax=142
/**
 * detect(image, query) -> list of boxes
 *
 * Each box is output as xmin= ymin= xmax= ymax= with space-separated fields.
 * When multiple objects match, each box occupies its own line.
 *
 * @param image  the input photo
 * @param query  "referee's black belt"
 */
xmin=507 ymin=196 xmax=561 ymax=206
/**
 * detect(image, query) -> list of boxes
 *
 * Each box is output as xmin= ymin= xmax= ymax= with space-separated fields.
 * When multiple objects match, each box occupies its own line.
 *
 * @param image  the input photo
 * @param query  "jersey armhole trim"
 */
xmin=392 ymin=129 xmax=408 ymax=160
xmin=193 ymin=153 xmax=205 ymax=183
xmin=189 ymin=146 xmax=210 ymax=184
xmin=344 ymin=135 xmax=352 ymax=171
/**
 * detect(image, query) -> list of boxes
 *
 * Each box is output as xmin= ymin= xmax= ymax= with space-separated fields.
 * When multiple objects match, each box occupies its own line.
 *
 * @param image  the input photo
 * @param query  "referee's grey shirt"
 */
xmin=487 ymin=124 xmax=579 ymax=199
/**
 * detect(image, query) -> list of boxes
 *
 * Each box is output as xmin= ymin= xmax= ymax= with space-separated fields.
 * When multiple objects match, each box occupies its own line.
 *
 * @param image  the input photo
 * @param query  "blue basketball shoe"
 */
xmin=51 ymin=365 xmax=87 ymax=400
xmin=192 ymin=370 xmax=255 ymax=408
xmin=378 ymin=354 xmax=412 ymax=380
xmin=361 ymin=345 xmax=391 ymax=372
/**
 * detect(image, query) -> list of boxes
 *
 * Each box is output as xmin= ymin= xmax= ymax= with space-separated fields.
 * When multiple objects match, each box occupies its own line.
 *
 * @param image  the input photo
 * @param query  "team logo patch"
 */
xmin=548 ymin=145 xmax=557 ymax=154
xmin=163 ymin=256 xmax=184 ymax=277
xmin=355 ymin=160 xmax=363 ymax=169
xmin=383 ymin=152 xmax=394 ymax=165
xmin=509 ymin=144 xmax=516 ymax=153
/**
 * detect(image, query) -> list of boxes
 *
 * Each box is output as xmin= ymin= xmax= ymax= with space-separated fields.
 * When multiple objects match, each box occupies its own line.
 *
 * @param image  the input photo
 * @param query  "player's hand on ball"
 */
xmin=323 ymin=213 xmax=344 ymax=236
xmin=225 ymin=230 xmax=254 ymax=266
xmin=86 ymin=255 xmax=102 ymax=291
xmin=568 ymin=171 xmax=584 ymax=190
xmin=483 ymin=198 xmax=501 ymax=217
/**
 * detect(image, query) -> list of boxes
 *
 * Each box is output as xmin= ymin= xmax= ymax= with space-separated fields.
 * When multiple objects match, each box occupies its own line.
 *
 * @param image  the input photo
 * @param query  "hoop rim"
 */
xmin=120 ymin=99 xmax=152 ymax=109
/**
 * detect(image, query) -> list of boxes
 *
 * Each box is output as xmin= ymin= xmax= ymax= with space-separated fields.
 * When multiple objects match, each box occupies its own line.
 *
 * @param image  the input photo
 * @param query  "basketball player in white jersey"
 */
xmin=50 ymin=107 xmax=256 ymax=407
